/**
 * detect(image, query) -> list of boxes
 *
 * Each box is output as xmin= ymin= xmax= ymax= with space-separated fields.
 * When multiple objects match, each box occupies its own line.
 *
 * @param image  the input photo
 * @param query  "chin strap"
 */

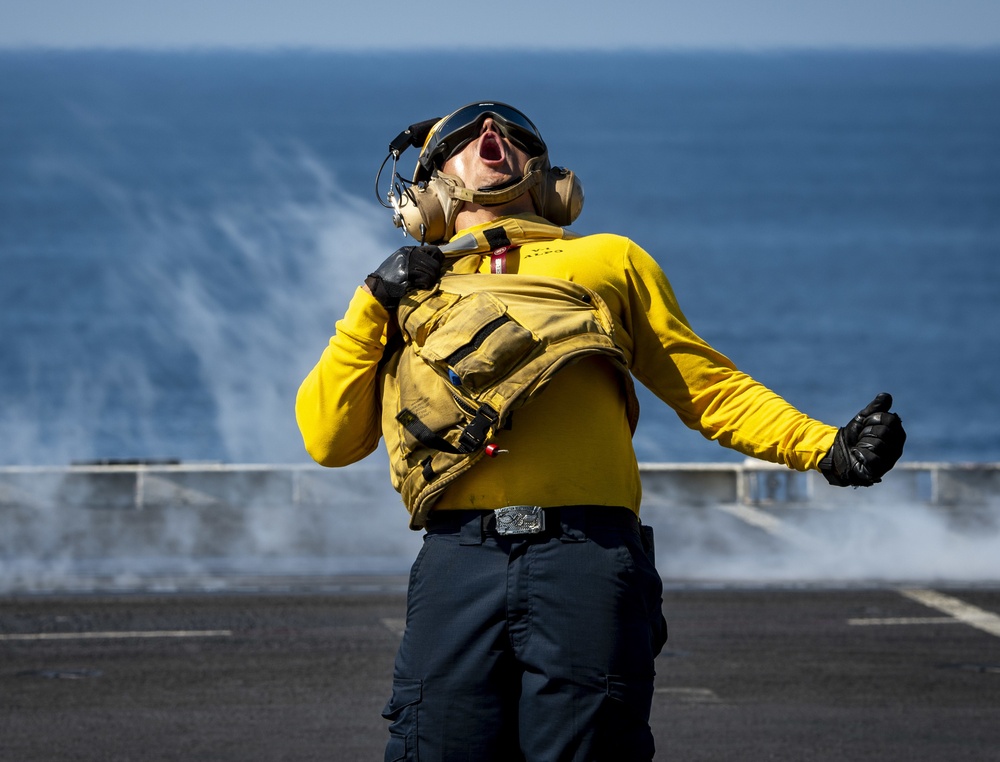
xmin=447 ymin=170 xmax=544 ymax=207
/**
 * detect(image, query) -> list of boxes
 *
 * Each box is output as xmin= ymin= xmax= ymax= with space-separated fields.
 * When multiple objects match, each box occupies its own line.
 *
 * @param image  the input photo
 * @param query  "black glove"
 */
xmin=365 ymin=245 xmax=444 ymax=310
xmin=819 ymin=393 xmax=906 ymax=487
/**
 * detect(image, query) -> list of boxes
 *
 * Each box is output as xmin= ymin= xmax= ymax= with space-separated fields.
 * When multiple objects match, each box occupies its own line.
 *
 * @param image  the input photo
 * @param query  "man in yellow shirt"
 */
xmin=296 ymin=101 xmax=905 ymax=761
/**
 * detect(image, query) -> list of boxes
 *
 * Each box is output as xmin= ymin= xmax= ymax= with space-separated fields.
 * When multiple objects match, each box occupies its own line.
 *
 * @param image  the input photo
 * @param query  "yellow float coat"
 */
xmin=296 ymin=215 xmax=838 ymax=517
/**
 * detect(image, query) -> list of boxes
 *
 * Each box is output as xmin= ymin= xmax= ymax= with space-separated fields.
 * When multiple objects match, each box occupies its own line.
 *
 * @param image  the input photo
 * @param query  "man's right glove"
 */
xmin=365 ymin=245 xmax=444 ymax=310
xmin=819 ymin=392 xmax=906 ymax=487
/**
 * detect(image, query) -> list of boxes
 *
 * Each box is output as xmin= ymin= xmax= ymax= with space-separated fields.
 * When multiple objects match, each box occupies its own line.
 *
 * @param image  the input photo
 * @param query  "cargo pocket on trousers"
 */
xmin=381 ymin=677 xmax=422 ymax=762
xmin=601 ymin=674 xmax=656 ymax=760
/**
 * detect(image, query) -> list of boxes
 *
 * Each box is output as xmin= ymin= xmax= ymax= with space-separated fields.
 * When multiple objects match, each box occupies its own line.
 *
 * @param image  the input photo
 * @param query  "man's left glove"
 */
xmin=365 ymin=245 xmax=444 ymax=310
xmin=819 ymin=392 xmax=906 ymax=487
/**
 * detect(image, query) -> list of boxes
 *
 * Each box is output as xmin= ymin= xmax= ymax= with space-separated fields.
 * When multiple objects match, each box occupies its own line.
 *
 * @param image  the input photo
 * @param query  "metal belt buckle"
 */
xmin=494 ymin=505 xmax=546 ymax=536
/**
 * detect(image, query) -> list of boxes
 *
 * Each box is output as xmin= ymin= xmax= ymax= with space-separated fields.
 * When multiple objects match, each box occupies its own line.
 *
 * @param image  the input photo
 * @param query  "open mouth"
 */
xmin=478 ymin=131 xmax=506 ymax=164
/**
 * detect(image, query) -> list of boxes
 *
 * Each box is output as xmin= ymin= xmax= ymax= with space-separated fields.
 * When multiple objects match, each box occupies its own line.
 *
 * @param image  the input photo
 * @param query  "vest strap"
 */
xmin=397 ymin=404 xmax=500 ymax=456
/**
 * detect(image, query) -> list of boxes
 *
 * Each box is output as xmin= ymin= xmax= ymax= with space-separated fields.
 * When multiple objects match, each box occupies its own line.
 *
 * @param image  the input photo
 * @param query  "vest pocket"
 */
xmin=418 ymin=292 xmax=538 ymax=393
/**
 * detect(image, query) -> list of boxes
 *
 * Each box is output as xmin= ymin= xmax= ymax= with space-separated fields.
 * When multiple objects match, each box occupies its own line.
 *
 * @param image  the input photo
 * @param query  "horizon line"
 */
xmin=3 ymin=42 xmax=1000 ymax=55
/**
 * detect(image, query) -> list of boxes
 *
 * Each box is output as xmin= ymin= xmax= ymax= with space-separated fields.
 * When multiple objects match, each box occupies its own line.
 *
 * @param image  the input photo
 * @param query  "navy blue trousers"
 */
xmin=382 ymin=506 xmax=668 ymax=762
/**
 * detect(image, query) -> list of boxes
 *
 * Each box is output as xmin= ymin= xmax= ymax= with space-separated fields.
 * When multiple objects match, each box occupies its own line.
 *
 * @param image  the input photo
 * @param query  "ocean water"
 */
xmin=1 ymin=50 xmax=998 ymax=467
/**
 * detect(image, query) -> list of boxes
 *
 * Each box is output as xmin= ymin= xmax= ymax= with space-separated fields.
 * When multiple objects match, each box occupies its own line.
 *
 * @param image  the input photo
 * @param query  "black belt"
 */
xmin=424 ymin=505 xmax=638 ymax=538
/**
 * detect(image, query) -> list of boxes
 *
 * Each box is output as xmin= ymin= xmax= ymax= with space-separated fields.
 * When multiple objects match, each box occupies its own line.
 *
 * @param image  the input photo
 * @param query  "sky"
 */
xmin=2 ymin=0 xmax=1000 ymax=50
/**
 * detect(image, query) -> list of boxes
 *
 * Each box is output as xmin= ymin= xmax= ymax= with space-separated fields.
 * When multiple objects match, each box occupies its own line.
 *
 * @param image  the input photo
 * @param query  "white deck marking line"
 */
xmin=654 ymin=687 xmax=721 ymax=703
xmin=848 ymin=616 xmax=959 ymax=626
xmin=0 ymin=630 xmax=233 ymax=642
xmin=713 ymin=503 xmax=814 ymax=548
xmin=899 ymin=588 xmax=1000 ymax=639
xmin=381 ymin=618 xmax=406 ymax=637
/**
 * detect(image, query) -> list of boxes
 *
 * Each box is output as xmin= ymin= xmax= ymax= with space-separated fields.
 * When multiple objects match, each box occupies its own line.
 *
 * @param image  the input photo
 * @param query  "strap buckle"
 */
xmin=494 ymin=505 xmax=546 ymax=536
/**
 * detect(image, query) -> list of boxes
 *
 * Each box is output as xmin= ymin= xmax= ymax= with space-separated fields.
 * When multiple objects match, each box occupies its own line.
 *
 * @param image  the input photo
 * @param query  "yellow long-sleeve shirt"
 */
xmin=296 ymin=215 xmax=838 ymax=517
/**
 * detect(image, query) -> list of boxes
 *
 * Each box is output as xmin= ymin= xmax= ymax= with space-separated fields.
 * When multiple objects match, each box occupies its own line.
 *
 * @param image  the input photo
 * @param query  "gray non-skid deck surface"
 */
xmin=2 ymin=585 xmax=999 ymax=761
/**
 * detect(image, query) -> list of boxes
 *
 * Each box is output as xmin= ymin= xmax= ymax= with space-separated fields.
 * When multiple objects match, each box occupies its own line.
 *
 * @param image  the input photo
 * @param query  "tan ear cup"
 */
xmin=539 ymin=166 xmax=584 ymax=227
xmin=526 ymin=154 xmax=584 ymax=228
xmin=397 ymin=183 xmax=447 ymax=243
xmin=398 ymin=172 xmax=485 ymax=244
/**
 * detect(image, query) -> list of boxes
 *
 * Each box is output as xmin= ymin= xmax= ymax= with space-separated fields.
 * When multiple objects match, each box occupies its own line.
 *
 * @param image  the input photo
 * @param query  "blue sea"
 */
xmin=1 ymin=50 xmax=998 ymax=467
